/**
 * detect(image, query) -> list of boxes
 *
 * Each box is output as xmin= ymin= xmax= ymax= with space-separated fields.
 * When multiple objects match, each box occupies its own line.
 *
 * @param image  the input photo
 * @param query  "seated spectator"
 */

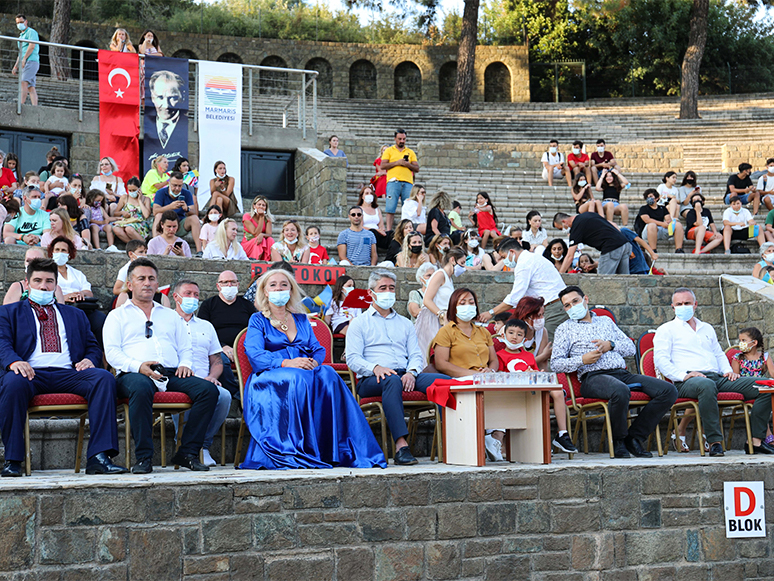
xmin=396 ymin=231 xmax=430 ymax=268
xmin=3 ymin=152 xmax=19 ymax=183
xmin=733 ymin=326 xmax=774 ymax=378
xmin=590 ymin=139 xmax=621 ymax=184
xmin=198 ymin=270 xmax=256 ymax=397
xmin=541 ymin=139 xmax=572 ymax=188
xmin=359 ymin=184 xmax=390 ymax=249
xmin=401 ymin=185 xmax=427 ymax=235
xmin=496 ymin=318 xmax=577 ymax=454
xmin=552 ymin=285 xmax=677 ymax=458
xmin=323 ymin=135 xmax=348 ymax=166
xmin=40 ymin=208 xmax=84 ymax=250
xmin=271 ymin=219 xmax=308 ymax=263
xmin=148 ymin=210 xmax=192 ymax=258
xmin=57 ymin=193 xmax=88 ymax=247
xmin=684 ymin=193 xmax=723 ymax=254
xmin=171 ymin=157 xmax=199 ymax=197
xmin=407 ymin=262 xmax=437 ymax=323
xmin=109 ymin=27 xmax=136 ymax=52
xmin=3 ymin=247 xmax=64 ymax=305
xmin=346 ymin=270 xmax=448 ymax=465
xmin=3 ymin=186 xmax=49 ymax=246
xmin=113 ymin=176 xmax=151 ymax=243
xmin=725 ymin=163 xmax=760 ymax=215
xmin=242 ymin=196 xmax=274 ymax=260
xmin=324 ymin=275 xmax=361 ymax=336
xmin=567 ymin=140 xmax=592 ymax=184
xmin=305 ymin=225 xmax=329 ymax=265
xmin=544 ymin=238 xmax=568 ymax=271
xmin=523 ymin=210 xmax=548 ymax=251
xmin=596 ymin=168 xmax=629 ymax=226
xmin=243 ymin=260 xmax=294 ymax=304
xmin=448 ymin=200 xmax=464 ymax=245
xmin=723 ymin=196 xmax=765 ymax=254
xmin=42 ymin=161 xmax=69 ymax=211
xmin=140 ymin=156 xmax=169 ymax=199
xmin=425 ymin=190 xmax=452 ymax=246
xmin=675 ymin=171 xmax=702 ymax=222
xmin=757 ymin=159 xmax=774 ymax=213
xmin=84 ymin=189 xmax=119 ymax=252
xmin=104 ymin=258 xmax=218 ymax=473
xmin=572 ymin=253 xmax=598 ymax=273
xmin=426 ymin=233 xmax=451 ymax=266
xmin=0 ymin=196 xmax=17 ymax=224
xmin=337 ymin=206 xmax=377 ymax=266
xmin=90 ymin=157 xmax=125 ymax=215
xmin=152 ymin=172 xmax=202 ymax=255
xmin=752 ymin=242 xmax=774 ymax=284
xmin=0 ymin=258 xmax=126 ymax=477
xmin=620 ymin=227 xmax=658 ymax=275
xmin=199 ymin=204 xmax=221 ymax=250
xmin=513 ymin=296 xmax=552 ymax=370
xmin=654 ymin=287 xmax=773 ymax=455
xmin=208 ymin=161 xmax=235 ymax=218
xmin=171 ymin=280 xmax=232 ymax=467
xmin=461 ymin=229 xmax=495 ymax=270
xmin=634 ymin=189 xmax=685 ymax=254
xmin=371 ymin=144 xmax=388 ymax=199
xmin=241 ymin=268 xmax=386 ymax=469
xmin=469 ymin=192 xmax=500 ymax=250
xmin=202 ymin=219 xmax=248 ymax=261
xmin=385 ymin=219 xmax=414 ymax=265
xmin=553 ymin=212 xmax=632 ymax=274
xmin=112 ymin=239 xmax=148 ymax=295
xmin=0 ymin=149 xmax=19 ymax=196
xmin=571 ymin=173 xmax=603 ymax=216
xmin=65 ymin=174 xmax=85 ymax=206
xmin=491 ymin=312 xmax=510 ymax=341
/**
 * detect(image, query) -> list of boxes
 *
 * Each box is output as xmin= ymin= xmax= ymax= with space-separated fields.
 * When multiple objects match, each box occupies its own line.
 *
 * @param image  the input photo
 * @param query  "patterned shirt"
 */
xmin=551 ymin=313 xmax=635 ymax=378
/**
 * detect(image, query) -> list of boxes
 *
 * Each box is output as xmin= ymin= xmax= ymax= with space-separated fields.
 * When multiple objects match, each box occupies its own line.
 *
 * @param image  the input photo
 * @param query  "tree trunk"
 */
xmin=679 ymin=0 xmax=709 ymax=119
xmin=449 ymin=0 xmax=479 ymax=112
xmin=50 ymin=0 xmax=72 ymax=81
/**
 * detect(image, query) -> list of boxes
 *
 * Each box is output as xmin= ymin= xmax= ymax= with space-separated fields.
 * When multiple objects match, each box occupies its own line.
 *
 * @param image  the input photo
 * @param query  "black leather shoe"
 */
xmin=709 ymin=442 xmax=725 ymax=457
xmin=748 ymin=441 xmax=774 ymax=455
xmin=170 ymin=452 xmax=210 ymax=471
xmin=624 ymin=436 xmax=653 ymax=458
xmin=1 ymin=461 xmax=23 ymax=477
xmin=613 ymin=439 xmax=631 ymax=458
xmin=131 ymin=458 xmax=153 ymax=474
xmin=394 ymin=446 xmax=418 ymax=466
xmin=85 ymin=452 xmax=129 ymax=475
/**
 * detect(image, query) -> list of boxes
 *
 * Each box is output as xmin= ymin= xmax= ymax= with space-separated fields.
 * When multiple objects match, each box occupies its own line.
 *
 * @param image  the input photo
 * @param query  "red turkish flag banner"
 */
xmin=98 ymin=50 xmax=140 ymax=183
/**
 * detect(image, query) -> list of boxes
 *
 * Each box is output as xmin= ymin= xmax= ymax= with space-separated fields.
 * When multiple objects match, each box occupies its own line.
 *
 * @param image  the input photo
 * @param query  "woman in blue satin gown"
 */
xmin=240 ymin=268 xmax=387 ymax=470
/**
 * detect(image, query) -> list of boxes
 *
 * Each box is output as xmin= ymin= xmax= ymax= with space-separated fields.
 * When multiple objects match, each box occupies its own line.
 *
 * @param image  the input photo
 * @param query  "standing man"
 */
xmin=380 ymin=129 xmax=419 ymax=231
xmin=477 ymin=238 xmax=568 ymax=340
xmin=152 ymin=172 xmax=202 ymax=255
xmin=337 ymin=206 xmax=377 ymax=266
xmin=197 ymin=270 xmax=256 ymax=398
xmin=12 ymin=14 xmax=39 ymax=107
xmin=553 ymin=211 xmax=632 ymax=275
xmin=103 ymin=258 xmax=219 ymax=473
xmin=551 ymin=285 xmax=677 ymax=458
xmin=654 ymin=288 xmax=774 ymax=456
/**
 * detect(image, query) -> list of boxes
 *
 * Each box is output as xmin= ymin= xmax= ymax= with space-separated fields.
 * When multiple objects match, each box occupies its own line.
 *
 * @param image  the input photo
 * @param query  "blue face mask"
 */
xmin=674 ymin=305 xmax=694 ymax=322
xmin=503 ymin=251 xmax=517 ymax=269
xmin=268 ymin=290 xmax=291 ymax=307
xmin=29 ymin=288 xmax=55 ymax=306
xmin=180 ymin=297 xmax=199 ymax=314
xmin=29 ymin=198 xmax=42 ymax=211
xmin=373 ymin=292 xmax=396 ymax=310
xmin=567 ymin=301 xmax=588 ymax=321
xmin=17 ymin=22 xmax=27 ymax=31
xmin=456 ymin=304 xmax=478 ymax=322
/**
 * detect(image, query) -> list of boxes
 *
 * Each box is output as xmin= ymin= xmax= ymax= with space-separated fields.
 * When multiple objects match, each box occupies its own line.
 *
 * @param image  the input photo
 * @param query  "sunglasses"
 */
xmin=350 ymin=212 xmax=362 ymax=217
xmin=145 ymin=321 xmax=153 ymax=339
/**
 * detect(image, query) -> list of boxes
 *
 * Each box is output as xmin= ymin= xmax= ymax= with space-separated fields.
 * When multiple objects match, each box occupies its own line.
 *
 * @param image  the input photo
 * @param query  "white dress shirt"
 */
xmin=504 ymin=249 xmax=566 ymax=307
xmin=103 ymin=300 xmax=193 ymax=374
xmin=653 ymin=317 xmax=732 ymax=382
xmin=180 ymin=314 xmax=222 ymax=379
xmin=202 ymin=242 xmax=248 ymax=261
xmin=28 ymin=303 xmax=72 ymax=369
xmin=57 ymin=265 xmax=91 ymax=296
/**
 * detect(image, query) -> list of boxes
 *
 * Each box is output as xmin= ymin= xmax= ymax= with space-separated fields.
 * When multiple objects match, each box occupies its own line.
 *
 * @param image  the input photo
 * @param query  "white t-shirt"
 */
xmin=757 ymin=174 xmax=774 ymax=193
xmin=200 ymin=222 xmax=218 ymax=243
xmin=723 ymin=207 xmax=753 ymax=230
xmin=401 ymin=199 xmax=426 ymax=225
xmin=57 ymin=265 xmax=91 ymax=295
xmin=45 ymin=175 xmax=69 ymax=195
xmin=325 ymin=301 xmax=362 ymax=331
xmin=117 ymin=260 xmax=131 ymax=283
xmin=541 ymin=151 xmax=564 ymax=165
xmin=656 ymin=184 xmax=678 ymax=206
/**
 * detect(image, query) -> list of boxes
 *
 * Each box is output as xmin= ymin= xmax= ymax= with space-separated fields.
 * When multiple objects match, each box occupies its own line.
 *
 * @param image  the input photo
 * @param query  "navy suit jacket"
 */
xmin=0 ymin=300 xmax=102 ymax=378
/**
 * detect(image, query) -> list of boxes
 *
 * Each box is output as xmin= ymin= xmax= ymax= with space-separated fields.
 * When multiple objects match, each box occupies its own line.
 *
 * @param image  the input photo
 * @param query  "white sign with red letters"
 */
xmin=723 ymin=481 xmax=766 ymax=538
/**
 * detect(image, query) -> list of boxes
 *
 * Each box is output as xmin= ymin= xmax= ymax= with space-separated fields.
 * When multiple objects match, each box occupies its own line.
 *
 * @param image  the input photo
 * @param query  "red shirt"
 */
xmin=568 ymin=152 xmax=589 ymax=166
xmin=309 ymin=245 xmax=329 ymax=265
xmin=496 ymin=349 xmax=538 ymax=373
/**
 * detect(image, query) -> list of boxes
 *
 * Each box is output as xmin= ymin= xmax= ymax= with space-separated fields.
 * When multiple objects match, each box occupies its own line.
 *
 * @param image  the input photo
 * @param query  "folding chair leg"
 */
xmin=75 ymin=415 xmax=86 ymax=473
xmin=25 ymin=413 xmax=31 ymax=476
xmin=234 ymin=419 xmax=245 ymax=468
xmin=159 ymin=412 xmax=166 ymax=467
xmin=743 ymin=403 xmax=754 ymax=455
xmin=174 ymin=412 xmax=186 ymax=470
xmin=582 ymin=411 xmax=590 ymax=454
xmin=692 ymin=404 xmax=705 ymax=457
xmin=221 ymin=422 xmax=226 ymax=466
xmin=123 ymin=403 xmax=131 ymax=470
xmin=602 ymin=405 xmax=614 ymax=458
xmin=662 ymin=409 xmax=675 ymax=456
xmin=654 ymin=424 xmax=663 ymax=457
xmin=565 ymin=407 xmax=574 ymax=460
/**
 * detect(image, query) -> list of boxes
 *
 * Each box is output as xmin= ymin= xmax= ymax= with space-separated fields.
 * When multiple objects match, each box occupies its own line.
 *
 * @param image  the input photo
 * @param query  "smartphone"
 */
xmin=174 ymin=241 xmax=183 ymax=249
xmin=403 ymin=155 xmax=409 ymax=161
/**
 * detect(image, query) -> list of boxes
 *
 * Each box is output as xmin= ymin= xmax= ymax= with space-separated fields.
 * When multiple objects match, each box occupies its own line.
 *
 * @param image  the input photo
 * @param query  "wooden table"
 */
xmin=442 ymin=383 xmax=559 ymax=467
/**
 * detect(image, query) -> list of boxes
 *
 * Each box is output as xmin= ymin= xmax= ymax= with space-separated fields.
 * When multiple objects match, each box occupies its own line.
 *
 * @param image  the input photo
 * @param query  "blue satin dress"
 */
xmin=240 ymin=312 xmax=387 ymax=470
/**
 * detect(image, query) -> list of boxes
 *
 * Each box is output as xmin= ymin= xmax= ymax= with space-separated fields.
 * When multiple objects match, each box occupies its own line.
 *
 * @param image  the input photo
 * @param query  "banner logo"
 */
xmin=723 ymin=481 xmax=766 ymax=538
xmin=205 ymin=76 xmax=237 ymax=107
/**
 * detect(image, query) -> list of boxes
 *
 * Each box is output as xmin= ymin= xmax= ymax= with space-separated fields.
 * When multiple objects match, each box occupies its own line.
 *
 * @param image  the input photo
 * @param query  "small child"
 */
xmin=57 ymin=194 xmax=90 ymax=248
xmin=69 ymin=174 xmax=85 ymax=207
xmin=496 ymin=319 xmax=578 ymax=454
xmin=200 ymin=204 xmax=222 ymax=250
xmin=324 ymin=275 xmax=361 ymax=336
xmin=306 ymin=225 xmax=330 ymax=265
xmin=85 ymin=189 xmax=119 ymax=251
xmin=113 ymin=239 xmax=148 ymax=295
xmin=733 ymin=327 xmax=774 ymax=445
xmin=469 ymin=191 xmax=500 ymax=250
xmin=15 ymin=171 xmax=40 ymax=200
xmin=492 ymin=312 xmax=511 ymax=338
xmin=570 ymin=253 xmax=598 ymax=274
xmin=43 ymin=161 xmax=70 ymax=210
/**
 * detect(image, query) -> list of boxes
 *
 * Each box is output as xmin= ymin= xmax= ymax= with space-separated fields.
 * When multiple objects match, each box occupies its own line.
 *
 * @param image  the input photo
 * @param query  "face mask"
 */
xmin=180 ymin=297 xmax=199 ymax=314
xmin=284 ymin=237 xmax=298 ymax=245
xmin=503 ymin=338 xmax=524 ymax=350
xmin=692 ymin=199 xmax=703 ymax=207
xmin=738 ymin=340 xmax=753 ymax=353
xmin=342 ymin=286 xmax=352 ymax=296
xmin=440 ymin=246 xmax=449 ymax=253
xmin=29 ymin=288 xmax=54 ymax=305
xmin=597 ymin=146 xmax=605 ymax=153
xmin=453 ymin=264 xmax=466 ymax=277
xmin=126 ymin=189 xmax=139 ymax=198
xmin=52 ymin=252 xmax=69 ymax=266
xmin=268 ymin=290 xmax=291 ymax=306
xmin=208 ymin=213 xmax=220 ymax=222
xmin=572 ymin=148 xmax=580 ymax=155
xmin=364 ymin=194 xmax=374 ymax=204
xmin=531 ymin=317 xmax=545 ymax=331
xmin=468 ymin=239 xmax=479 ymax=249
xmin=373 ymin=291 xmax=396 ymax=310
xmin=102 ymin=170 xmax=113 ymax=177
xmin=220 ymin=286 xmax=238 ymax=301
xmin=503 ymin=252 xmax=517 ymax=269
xmin=410 ymin=245 xmax=422 ymax=255
xmin=93 ymin=201 xmax=102 ymax=208
xmin=567 ymin=301 xmax=587 ymax=321
xmin=308 ymin=235 xmax=320 ymax=243
xmin=764 ymin=253 xmax=774 ymax=263
xmin=17 ymin=23 xmax=27 ymax=31
xmin=549 ymin=146 xmax=558 ymax=154
xmin=732 ymin=208 xmax=741 ymax=214
xmin=674 ymin=305 xmax=694 ymax=322
xmin=562 ymin=227 xmax=570 ymax=235
xmin=578 ymin=180 xmax=587 ymax=187
xmin=29 ymin=198 xmax=42 ymax=211
xmin=71 ymin=186 xmax=81 ymax=194
xmin=768 ymin=167 xmax=774 ymax=174
xmin=217 ymin=171 xmax=226 ymax=179
xmin=647 ymin=196 xmax=656 ymax=206
xmin=456 ymin=304 xmax=477 ymax=322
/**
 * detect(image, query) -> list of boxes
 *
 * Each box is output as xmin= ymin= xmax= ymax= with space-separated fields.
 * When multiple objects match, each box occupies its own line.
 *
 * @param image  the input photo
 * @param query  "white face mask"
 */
xmin=531 ymin=317 xmax=545 ymax=331
xmin=768 ymin=167 xmax=774 ymax=174
xmin=503 ymin=337 xmax=524 ymax=350
xmin=342 ymin=286 xmax=352 ymax=296
xmin=597 ymin=146 xmax=605 ymax=153
xmin=578 ymin=180 xmax=587 ymax=187
xmin=549 ymin=146 xmax=558 ymax=154
xmin=220 ymin=286 xmax=238 ymax=301
xmin=285 ymin=237 xmax=298 ymax=245
xmin=217 ymin=171 xmax=226 ymax=178
xmin=764 ymin=253 xmax=774 ymax=263
xmin=52 ymin=252 xmax=69 ymax=266
xmin=456 ymin=304 xmax=477 ymax=322
xmin=308 ymin=235 xmax=320 ymax=243
xmin=209 ymin=213 xmax=220 ymax=222
xmin=128 ymin=189 xmax=139 ymax=198
xmin=364 ymin=194 xmax=374 ymax=204
xmin=572 ymin=148 xmax=580 ymax=155
xmin=468 ymin=239 xmax=479 ymax=249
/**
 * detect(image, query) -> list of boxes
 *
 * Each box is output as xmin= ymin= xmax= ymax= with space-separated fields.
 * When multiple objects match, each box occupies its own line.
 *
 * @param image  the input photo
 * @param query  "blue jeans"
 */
xmin=385 ymin=180 xmax=413 ymax=214
xmin=357 ymin=369 xmax=449 ymax=441
xmin=725 ymin=192 xmax=752 ymax=204
xmin=174 ymin=385 xmax=232 ymax=450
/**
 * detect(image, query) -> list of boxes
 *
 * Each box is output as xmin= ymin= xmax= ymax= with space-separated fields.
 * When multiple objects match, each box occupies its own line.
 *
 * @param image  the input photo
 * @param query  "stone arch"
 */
xmin=217 ymin=52 xmax=243 ymax=64
xmin=172 ymin=49 xmax=198 ymax=60
xmin=484 ymin=62 xmax=511 ymax=103
xmin=349 ymin=59 xmax=376 ymax=99
xmin=394 ymin=61 xmax=422 ymax=101
xmin=439 ymin=61 xmax=457 ymax=101
xmin=70 ymin=40 xmax=99 ymax=81
xmin=305 ymin=57 xmax=332 ymax=98
xmin=260 ymin=55 xmax=289 ymax=95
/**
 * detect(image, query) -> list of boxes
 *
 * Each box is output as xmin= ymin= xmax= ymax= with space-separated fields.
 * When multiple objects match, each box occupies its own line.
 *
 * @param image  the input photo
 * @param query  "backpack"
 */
xmin=731 ymin=244 xmax=751 ymax=254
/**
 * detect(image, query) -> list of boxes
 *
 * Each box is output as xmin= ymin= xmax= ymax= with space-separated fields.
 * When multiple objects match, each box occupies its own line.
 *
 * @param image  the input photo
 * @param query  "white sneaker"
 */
xmin=105 ymin=245 xmax=121 ymax=253
xmin=484 ymin=434 xmax=503 ymax=462
xmin=202 ymin=449 xmax=216 ymax=467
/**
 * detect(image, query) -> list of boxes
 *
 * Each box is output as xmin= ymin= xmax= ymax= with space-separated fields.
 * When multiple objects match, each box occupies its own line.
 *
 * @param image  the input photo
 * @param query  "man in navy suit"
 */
xmin=0 ymin=258 xmax=126 ymax=476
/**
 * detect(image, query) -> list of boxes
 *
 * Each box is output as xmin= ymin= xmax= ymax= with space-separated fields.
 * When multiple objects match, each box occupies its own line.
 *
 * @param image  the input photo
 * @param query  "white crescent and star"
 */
xmin=108 ymin=68 xmax=131 ymax=99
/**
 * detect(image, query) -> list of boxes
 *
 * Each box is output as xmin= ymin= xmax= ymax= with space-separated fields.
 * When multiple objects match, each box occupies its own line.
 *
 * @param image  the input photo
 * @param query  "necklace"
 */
xmin=272 ymin=311 xmax=290 ymax=331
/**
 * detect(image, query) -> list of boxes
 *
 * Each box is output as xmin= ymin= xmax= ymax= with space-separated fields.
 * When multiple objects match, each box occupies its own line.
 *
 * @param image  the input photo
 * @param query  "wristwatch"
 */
xmin=408 ymin=370 xmax=418 ymax=378
xmin=488 ymin=309 xmax=495 ymax=316
xmin=609 ymin=340 xmax=616 ymax=351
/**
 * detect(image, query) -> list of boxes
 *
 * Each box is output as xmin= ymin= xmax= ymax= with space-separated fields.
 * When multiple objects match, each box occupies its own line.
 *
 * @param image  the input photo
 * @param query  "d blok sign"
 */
xmin=723 ymin=481 xmax=766 ymax=538
xmin=251 ymin=263 xmax=345 ymax=285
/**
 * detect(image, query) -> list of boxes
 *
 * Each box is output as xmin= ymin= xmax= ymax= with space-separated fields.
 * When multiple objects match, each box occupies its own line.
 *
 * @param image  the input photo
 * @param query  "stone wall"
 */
xmin=1 ymin=462 xmax=774 ymax=579
xmin=294 ymin=148 xmax=348 ymax=217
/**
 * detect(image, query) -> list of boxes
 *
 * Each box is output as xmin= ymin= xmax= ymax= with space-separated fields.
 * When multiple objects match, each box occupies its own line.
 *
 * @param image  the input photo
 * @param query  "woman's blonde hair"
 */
xmin=253 ymin=269 xmax=306 ymax=324
xmin=151 ymin=156 xmax=167 ymax=172
xmin=429 ymin=190 xmax=450 ymax=211
xmin=399 ymin=231 xmax=424 ymax=266
xmin=109 ymin=28 xmax=134 ymax=51
xmin=280 ymin=219 xmax=306 ymax=247
xmin=214 ymin=218 xmax=245 ymax=257
xmin=409 ymin=184 xmax=425 ymax=201
xmin=98 ymin=156 xmax=119 ymax=174
xmin=250 ymin=195 xmax=274 ymax=221
xmin=50 ymin=208 xmax=78 ymax=241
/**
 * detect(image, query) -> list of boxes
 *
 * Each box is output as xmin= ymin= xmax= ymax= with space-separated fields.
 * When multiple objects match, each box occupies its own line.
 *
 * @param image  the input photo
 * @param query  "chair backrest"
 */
xmin=591 ymin=306 xmax=617 ymax=323
xmin=725 ymin=346 xmax=741 ymax=366
xmin=557 ymin=372 xmax=581 ymax=406
xmin=636 ymin=331 xmax=656 ymax=361
xmin=234 ymin=328 xmax=252 ymax=402
xmin=309 ymin=317 xmax=333 ymax=365
xmin=640 ymin=347 xmax=657 ymax=378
